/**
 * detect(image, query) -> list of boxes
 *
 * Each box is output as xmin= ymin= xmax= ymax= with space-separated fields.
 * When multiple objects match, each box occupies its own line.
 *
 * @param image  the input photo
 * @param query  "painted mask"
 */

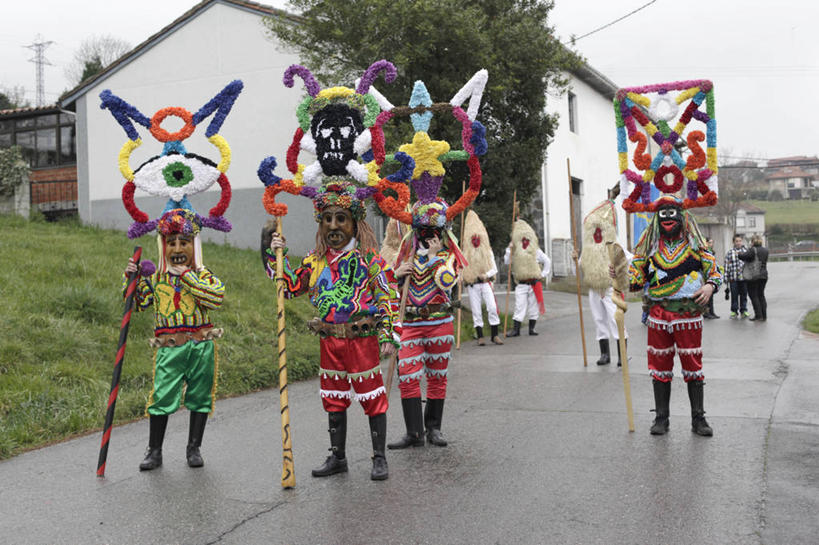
xmin=164 ymin=233 xmax=195 ymax=269
xmin=319 ymin=205 xmax=355 ymax=250
xmin=311 ymin=103 xmax=365 ymax=176
xmin=657 ymin=204 xmax=683 ymax=239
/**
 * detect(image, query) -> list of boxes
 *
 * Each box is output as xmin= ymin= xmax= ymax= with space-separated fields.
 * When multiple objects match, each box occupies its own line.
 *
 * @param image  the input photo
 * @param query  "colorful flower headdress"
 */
xmin=258 ymin=61 xmax=410 ymax=218
xmin=311 ymin=180 xmax=368 ymax=221
xmin=99 ymin=80 xmax=243 ymax=238
xmin=372 ymin=69 xmax=489 ymax=227
xmin=614 ymin=79 xmax=718 ymax=212
xmin=157 ymin=208 xmax=201 ymax=237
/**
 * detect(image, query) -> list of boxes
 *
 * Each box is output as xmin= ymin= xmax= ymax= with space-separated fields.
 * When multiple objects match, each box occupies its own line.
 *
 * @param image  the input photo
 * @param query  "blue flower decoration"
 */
xmin=470 ymin=121 xmax=488 ymax=156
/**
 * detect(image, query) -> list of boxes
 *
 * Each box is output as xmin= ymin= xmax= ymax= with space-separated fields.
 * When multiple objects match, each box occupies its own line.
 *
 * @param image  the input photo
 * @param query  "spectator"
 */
xmin=739 ymin=235 xmax=768 ymax=321
xmin=724 ymin=234 xmax=749 ymax=319
xmin=703 ymin=238 xmax=720 ymax=319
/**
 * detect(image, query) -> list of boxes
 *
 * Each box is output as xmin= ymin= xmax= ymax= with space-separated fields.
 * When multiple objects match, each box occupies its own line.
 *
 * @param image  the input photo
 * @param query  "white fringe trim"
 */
xmin=425 ymin=368 xmax=448 ymax=378
xmin=399 ymin=352 xmax=450 ymax=367
xmin=647 ymin=315 xmax=703 ymax=332
xmin=682 ymin=370 xmax=704 ymax=379
xmin=398 ymin=370 xmax=424 ymax=383
xmin=355 ymin=386 xmax=386 ymax=402
xmin=649 ymin=370 xmax=674 ymax=379
xmin=677 ymin=347 xmax=703 ymax=355
xmin=401 ymin=334 xmax=455 ymax=349
xmin=647 ymin=346 xmax=675 ymax=355
xmin=320 ymin=389 xmax=352 ymax=399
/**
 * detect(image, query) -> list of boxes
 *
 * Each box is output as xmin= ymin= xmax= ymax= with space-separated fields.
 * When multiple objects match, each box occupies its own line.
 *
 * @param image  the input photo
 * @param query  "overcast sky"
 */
xmin=2 ymin=0 xmax=817 ymax=161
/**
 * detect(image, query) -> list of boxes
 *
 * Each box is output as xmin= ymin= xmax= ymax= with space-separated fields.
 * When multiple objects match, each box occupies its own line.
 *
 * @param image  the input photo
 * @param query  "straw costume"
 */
xmin=503 ymin=219 xmax=550 ymax=336
xmin=258 ymin=61 xmax=406 ymax=480
xmin=614 ymin=79 xmax=722 ymax=436
xmin=372 ymin=71 xmax=489 ymax=449
xmin=462 ymin=210 xmax=502 ymax=345
xmin=102 ymin=80 xmax=243 ymax=470
xmin=579 ymin=200 xmax=629 ymax=365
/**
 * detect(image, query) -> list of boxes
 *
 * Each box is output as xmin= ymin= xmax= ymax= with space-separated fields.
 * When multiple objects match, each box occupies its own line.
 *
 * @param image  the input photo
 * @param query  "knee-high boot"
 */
xmin=687 ymin=381 xmax=714 ymax=436
xmin=387 ymin=397 xmax=425 ymax=449
xmin=528 ymin=319 xmax=539 ymax=336
xmin=424 ymin=398 xmax=448 ymax=447
xmin=139 ymin=414 xmax=168 ymax=471
xmin=596 ymin=339 xmax=611 ymax=365
xmin=650 ymin=379 xmax=671 ymax=435
xmin=186 ymin=411 xmax=208 ymax=468
xmin=507 ymin=320 xmax=521 ymax=337
xmin=369 ymin=413 xmax=388 ymax=480
xmin=312 ymin=411 xmax=348 ymax=476
xmin=616 ymin=339 xmax=627 ymax=367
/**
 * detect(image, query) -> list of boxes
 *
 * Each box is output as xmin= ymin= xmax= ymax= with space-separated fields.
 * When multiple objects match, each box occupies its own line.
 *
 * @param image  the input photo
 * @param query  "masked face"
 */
xmin=471 ymin=234 xmax=481 ymax=248
xmin=311 ymin=104 xmax=364 ymax=176
xmin=319 ymin=205 xmax=355 ymax=250
xmin=657 ymin=205 xmax=683 ymax=239
xmin=164 ymin=234 xmax=195 ymax=269
xmin=521 ymin=237 xmax=531 ymax=250
xmin=593 ymin=227 xmax=603 ymax=244
xmin=417 ymin=227 xmax=442 ymax=249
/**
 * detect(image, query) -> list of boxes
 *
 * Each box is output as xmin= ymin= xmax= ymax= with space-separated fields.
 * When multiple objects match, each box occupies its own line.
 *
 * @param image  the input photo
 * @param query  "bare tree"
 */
xmin=64 ymin=35 xmax=131 ymax=86
xmin=714 ymin=151 xmax=765 ymax=230
xmin=0 ymin=85 xmax=29 ymax=109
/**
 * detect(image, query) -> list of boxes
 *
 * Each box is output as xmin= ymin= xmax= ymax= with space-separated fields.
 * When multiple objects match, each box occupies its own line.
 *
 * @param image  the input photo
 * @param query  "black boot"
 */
xmin=491 ymin=324 xmax=504 ymax=345
xmin=388 ymin=397 xmax=425 ymax=449
xmin=369 ymin=413 xmax=388 ymax=481
xmin=596 ymin=339 xmax=611 ymax=365
xmin=140 ymin=415 xmax=168 ymax=471
xmin=424 ymin=398 xmax=448 ymax=447
xmin=528 ymin=319 xmax=539 ymax=336
xmin=650 ymin=379 xmax=671 ymax=435
xmin=475 ymin=326 xmax=485 ymax=346
xmin=312 ymin=411 xmax=349 ymax=476
xmin=507 ymin=320 xmax=521 ymax=337
xmin=616 ymin=339 xmax=627 ymax=367
xmin=186 ymin=411 xmax=208 ymax=468
xmin=687 ymin=381 xmax=714 ymax=437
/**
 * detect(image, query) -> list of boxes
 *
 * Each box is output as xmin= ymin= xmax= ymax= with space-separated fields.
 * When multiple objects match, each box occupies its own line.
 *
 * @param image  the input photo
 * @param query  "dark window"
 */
xmin=0 ymin=133 xmax=10 ymax=147
xmin=60 ymin=126 xmax=76 ymax=164
xmin=15 ymin=118 xmax=35 ymax=129
xmin=36 ymin=128 xmax=58 ymax=167
xmin=0 ymin=120 xmax=11 ymax=133
xmin=16 ymin=130 xmax=35 ymax=166
xmin=36 ymin=114 xmax=58 ymax=127
xmin=568 ymin=92 xmax=578 ymax=133
xmin=0 ymin=111 xmax=76 ymax=167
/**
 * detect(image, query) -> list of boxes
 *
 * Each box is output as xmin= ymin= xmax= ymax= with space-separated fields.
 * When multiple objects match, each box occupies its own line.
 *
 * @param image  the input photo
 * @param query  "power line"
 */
xmin=564 ymin=0 xmax=659 ymax=44
xmin=23 ymin=35 xmax=54 ymax=107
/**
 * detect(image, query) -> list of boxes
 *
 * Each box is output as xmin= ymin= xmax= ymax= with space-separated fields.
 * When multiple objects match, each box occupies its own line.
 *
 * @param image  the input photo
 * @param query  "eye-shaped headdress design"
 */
xmin=614 ymin=79 xmax=718 ymax=212
xmin=100 ymin=80 xmax=243 ymax=238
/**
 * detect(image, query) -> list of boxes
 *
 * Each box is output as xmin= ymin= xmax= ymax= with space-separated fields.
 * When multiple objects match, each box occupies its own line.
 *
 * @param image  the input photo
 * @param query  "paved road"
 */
xmin=1 ymin=262 xmax=818 ymax=544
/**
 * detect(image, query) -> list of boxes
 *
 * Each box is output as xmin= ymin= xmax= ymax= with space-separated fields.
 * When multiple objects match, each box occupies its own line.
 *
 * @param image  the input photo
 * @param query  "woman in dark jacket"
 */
xmin=739 ymin=235 xmax=768 ymax=321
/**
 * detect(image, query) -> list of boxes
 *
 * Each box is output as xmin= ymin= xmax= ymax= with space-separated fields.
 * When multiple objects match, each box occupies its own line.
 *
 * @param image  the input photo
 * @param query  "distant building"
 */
xmin=734 ymin=203 xmax=766 ymax=243
xmin=0 ymin=105 xmax=77 ymax=217
xmin=764 ymin=156 xmax=818 ymax=199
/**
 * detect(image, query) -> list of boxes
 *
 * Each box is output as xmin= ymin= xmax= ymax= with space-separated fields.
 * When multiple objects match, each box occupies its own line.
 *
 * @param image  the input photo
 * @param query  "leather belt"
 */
xmin=405 ymin=303 xmax=451 ymax=319
xmin=307 ymin=316 xmax=378 ymax=339
xmin=149 ymin=327 xmax=223 ymax=348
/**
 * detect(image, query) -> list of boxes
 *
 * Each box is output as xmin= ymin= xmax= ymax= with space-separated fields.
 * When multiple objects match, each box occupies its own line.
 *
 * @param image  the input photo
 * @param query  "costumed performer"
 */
xmin=462 ymin=209 xmax=503 ymax=345
xmin=503 ymin=219 xmax=550 ymax=337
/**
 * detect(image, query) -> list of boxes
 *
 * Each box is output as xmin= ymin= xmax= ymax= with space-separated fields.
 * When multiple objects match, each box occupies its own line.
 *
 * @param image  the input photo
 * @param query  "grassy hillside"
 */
xmin=747 ymin=199 xmax=819 ymax=225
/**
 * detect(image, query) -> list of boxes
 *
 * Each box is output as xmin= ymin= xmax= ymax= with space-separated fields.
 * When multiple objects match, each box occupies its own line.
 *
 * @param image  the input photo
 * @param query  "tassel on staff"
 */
xmin=97 ymin=246 xmax=142 ymax=477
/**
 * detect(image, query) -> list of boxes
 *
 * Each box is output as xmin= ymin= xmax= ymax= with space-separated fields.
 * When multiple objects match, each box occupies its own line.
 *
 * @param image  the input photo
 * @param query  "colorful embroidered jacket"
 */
xmin=629 ymin=236 xmax=723 ymax=300
xmin=400 ymin=249 xmax=459 ymax=324
xmin=265 ymin=245 xmax=398 ymax=346
xmin=123 ymin=269 xmax=225 ymax=335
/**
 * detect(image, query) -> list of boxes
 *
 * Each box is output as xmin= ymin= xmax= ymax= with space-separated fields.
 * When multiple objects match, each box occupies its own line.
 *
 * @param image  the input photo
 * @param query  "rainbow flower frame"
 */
xmin=614 ymin=79 xmax=718 ymax=212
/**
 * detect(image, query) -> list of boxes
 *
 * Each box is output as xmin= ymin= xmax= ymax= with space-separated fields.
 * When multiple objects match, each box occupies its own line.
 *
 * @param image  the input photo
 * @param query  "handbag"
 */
xmin=742 ymin=248 xmax=761 ymax=281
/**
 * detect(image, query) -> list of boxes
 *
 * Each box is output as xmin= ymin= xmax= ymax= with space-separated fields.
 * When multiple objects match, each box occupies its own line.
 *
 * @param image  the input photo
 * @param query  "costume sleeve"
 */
xmin=180 ymin=268 xmax=225 ymax=310
xmin=503 ymin=246 xmax=511 ymax=265
xmin=432 ymin=250 xmax=458 ymax=291
xmin=628 ymin=253 xmax=649 ymax=292
xmin=537 ymin=249 xmax=551 ymax=277
xmin=366 ymin=252 xmax=399 ymax=348
xmin=263 ymin=247 xmax=312 ymax=298
xmin=699 ymin=248 xmax=723 ymax=289
xmin=122 ymin=272 xmax=153 ymax=311
xmin=485 ymin=263 xmax=498 ymax=279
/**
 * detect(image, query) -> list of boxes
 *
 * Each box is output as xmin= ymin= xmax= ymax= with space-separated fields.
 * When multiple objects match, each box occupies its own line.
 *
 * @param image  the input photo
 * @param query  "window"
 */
xmin=0 ymin=111 xmax=76 ymax=168
xmin=568 ymin=92 xmax=578 ymax=133
xmin=736 ymin=217 xmax=745 ymax=227
xmin=747 ymin=216 xmax=756 ymax=228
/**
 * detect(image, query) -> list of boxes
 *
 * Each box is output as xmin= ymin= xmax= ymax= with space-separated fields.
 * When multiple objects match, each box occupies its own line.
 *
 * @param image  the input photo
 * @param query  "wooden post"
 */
xmin=275 ymin=217 xmax=296 ymax=488
xmin=503 ymin=190 xmax=517 ymax=337
xmin=567 ymin=158 xmax=588 ymax=367
xmin=608 ymin=241 xmax=635 ymax=432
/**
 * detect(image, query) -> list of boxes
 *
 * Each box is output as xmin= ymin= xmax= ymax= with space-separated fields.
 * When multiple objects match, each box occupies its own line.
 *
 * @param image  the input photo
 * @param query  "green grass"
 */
xmin=747 ymin=199 xmax=819 ymax=225
xmin=803 ymin=309 xmax=819 ymax=334
xmin=0 ymin=214 xmax=477 ymax=459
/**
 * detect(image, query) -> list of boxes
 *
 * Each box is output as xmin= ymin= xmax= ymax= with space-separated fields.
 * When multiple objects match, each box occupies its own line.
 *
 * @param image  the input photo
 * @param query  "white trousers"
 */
xmin=467 ymin=282 xmax=500 ymax=328
xmin=513 ymin=284 xmax=540 ymax=322
xmin=588 ymin=288 xmax=628 ymax=340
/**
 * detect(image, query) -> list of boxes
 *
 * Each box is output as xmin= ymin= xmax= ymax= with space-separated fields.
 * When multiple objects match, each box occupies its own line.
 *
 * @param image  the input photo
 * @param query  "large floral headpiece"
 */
xmin=157 ymin=208 xmax=201 ymax=237
xmin=100 ymin=80 xmax=243 ymax=238
xmin=258 ymin=61 xmax=406 ymax=219
xmin=312 ymin=180 xmax=368 ymax=221
xmin=614 ymin=79 xmax=718 ymax=213
xmin=372 ymin=70 xmax=489 ymax=227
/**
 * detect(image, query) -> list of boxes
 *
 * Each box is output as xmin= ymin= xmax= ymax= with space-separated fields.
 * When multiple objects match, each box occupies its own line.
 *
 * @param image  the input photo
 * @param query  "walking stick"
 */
xmin=456 ymin=181 xmax=466 ymax=349
xmin=274 ymin=217 xmax=296 ymax=489
xmin=608 ymin=241 xmax=635 ymax=432
xmin=384 ymin=277 xmax=410 ymax=395
xmin=567 ymin=158 xmax=588 ymax=366
xmin=503 ymin=190 xmax=517 ymax=337
xmin=97 ymin=246 xmax=142 ymax=477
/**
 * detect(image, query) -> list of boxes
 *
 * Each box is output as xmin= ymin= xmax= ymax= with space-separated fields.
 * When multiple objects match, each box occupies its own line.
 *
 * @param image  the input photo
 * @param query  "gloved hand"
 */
xmin=724 ymin=286 xmax=730 ymax=300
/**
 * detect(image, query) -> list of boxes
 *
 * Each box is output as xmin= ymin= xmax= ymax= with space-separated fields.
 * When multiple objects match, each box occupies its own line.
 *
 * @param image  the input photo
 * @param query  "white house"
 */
xmin=60 ymin=0 xmax=325 ymax=254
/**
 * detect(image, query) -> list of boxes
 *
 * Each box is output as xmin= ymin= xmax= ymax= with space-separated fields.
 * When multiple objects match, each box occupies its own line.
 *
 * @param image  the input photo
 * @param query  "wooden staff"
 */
xmin=275 ymin=217 xmax=296 ymax=489
xmin=384 ymin=278 xmax=410 ymax=394
xmin=503 ymin=190 xmax=517 ymax=337
xmin=97 ymin=246 xmax=142 ymax=477
xmin=607 ymin=241 xmax=635 ymax=432
xmin=456 ymin=180 xmax=466 ymax=349
xmin=567 ymin=159 xmax=588 ymax=366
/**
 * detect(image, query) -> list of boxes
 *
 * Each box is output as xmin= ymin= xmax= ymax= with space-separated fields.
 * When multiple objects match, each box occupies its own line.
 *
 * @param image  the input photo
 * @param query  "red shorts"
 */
xmin=397 ymin=320 xmax=454 ymax=399
xmin=646 ymin=305 xmax=704 ymax=382
xmin=319 ymin=335 xmax=387 ymax=416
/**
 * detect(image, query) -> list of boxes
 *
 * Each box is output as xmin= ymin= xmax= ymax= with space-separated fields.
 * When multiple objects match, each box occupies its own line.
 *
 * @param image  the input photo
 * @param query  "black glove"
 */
xmin=724 ymin=286 xmax=730 ymax=300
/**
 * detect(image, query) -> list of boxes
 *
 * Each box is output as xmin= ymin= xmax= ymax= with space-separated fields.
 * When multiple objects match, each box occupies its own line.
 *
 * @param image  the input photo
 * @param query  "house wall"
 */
xmin=76 ymin=2 xmax=325 ymax=254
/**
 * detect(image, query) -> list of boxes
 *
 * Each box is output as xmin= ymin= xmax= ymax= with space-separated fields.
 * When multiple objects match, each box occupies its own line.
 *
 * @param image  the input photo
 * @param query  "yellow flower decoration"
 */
xmin=293 ymin=164 xmax=307 ymax=187
xmin=118 ymin=138 xmax=142 ymax=180
xmin=317 ymin=87 xmax=355 ymax=101
xmin=208 ymin=134 xmax=231 ymax=173
xmin=365 ymin=160 xmax=381 ymax=187
xmin=399 ymin=132 xmax=450 ymax=179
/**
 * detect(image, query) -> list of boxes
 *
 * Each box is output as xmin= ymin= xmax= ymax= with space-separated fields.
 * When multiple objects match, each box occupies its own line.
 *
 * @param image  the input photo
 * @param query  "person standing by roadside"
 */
xmin=739 ymin=235 xmax=768 ymax=321
xmin=724 ymin=234 xmax=749 ymax=319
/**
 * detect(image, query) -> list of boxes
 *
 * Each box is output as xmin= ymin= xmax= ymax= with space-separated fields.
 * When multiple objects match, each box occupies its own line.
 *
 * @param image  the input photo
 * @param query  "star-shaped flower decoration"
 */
xmin=399 ymin=131 xmax=450 ymax=179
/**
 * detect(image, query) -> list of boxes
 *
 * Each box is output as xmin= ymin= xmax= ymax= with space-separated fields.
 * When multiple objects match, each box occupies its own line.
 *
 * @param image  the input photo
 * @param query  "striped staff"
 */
xmin=275 ymin=217 xmax=296 ymax=489
xmin=97 ymin=246 xmax=142 ymax=477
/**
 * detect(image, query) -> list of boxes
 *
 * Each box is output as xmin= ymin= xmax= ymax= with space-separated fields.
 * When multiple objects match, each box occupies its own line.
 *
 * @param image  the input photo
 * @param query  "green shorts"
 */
xmin=146 ymin=340 xmax=217 ymax=416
